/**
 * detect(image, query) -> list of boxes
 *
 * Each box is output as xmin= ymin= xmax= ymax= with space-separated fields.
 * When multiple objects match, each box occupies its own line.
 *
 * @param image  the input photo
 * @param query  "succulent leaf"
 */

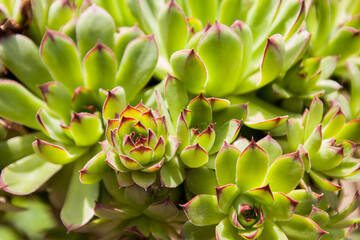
xmin=0 ymin=154 xmax=61 ymax=195
xmin=83 ymin=42 xmax=117 ymax=92
xmin=32 ymin=138 xmax=87 ymax=165
xmin=0 ymin=35 xmax=54 ymax=97
xmin=236 ymin=140 xmax=269 ymax=192
xmin=160 ymin=156 xmax=185 ymax=187
xmin=265 ymin=151 xmax=304 ymax=194
xmin=309 ymin=170 xmax=342 ymax=192
xmin=198 ymin=22 xmax=242 ymax=97
xmin=180 ymin=143 xmax=208 ymax=168
xmin=60 ymin=158 xmax=99 ymax=231
xmin=277 ymin=214 xmax=327 ymax=240
xmin=263 ymin=192 xmax=298 ymax=221
xmin=165 ymin=75 xmax=189 ymax=123
xmin=215 ymin=142 xmax=241 ymax=186
xmin=69 ymin=112 xmax=104 ymax=146
xmin=143 ymin=197 xmax=179 ymax=221
xmin=40 ymin=29 xmax=83 ymax=92
xmin=182 ymin=194 xmax=226 ymax=226
xmin=216 ymin=184 xmax=241 ymax=213
xmin=158 ymin=0 xmax=188 ymax=59
xmin=80 ymin=151 xmax=108 ymax=184
xmin=186 ymin=167 xmax=218 ymax=195
xmin=76 ymin=5 xmax=115 ymax=58
xmin=0 ymin=80 xmax=48 ymax=130
xmin=170 ymin=49 xmax=207 ymax=95
xmin=115 ymin=35 xmax=158 ymax=101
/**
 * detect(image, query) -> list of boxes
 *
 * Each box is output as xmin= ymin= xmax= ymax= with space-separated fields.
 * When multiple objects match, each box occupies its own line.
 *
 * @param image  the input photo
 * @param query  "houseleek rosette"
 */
xmin=271 ymin=97 xmax=360 ymax=197
xmin=181 ymin=137 xmax=330 ymax=239
xmin=80 ymin=100 xmax=180 ymax=190
xmin=0 ymin=3 xmax=159 ymax=231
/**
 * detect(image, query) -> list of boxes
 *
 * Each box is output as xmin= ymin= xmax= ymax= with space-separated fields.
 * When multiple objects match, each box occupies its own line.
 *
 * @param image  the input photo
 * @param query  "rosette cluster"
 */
xmin=95 ymin=102 xmax=178 ymax=190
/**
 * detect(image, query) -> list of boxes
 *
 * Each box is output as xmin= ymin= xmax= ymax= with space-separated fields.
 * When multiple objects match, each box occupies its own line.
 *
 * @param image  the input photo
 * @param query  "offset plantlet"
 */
xmin=181 ymin=138 xmax=329 ymax=239
xmin=278 ymin=97 xmax=360 ymax=193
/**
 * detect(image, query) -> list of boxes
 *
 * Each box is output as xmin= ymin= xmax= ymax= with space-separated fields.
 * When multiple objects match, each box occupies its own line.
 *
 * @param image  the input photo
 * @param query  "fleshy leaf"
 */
xmin=259 ymin=34 xmax=285 ymax=88
xmin=188 ymin=0 xmax=216 ymax=25
xmin=265 ymin=151 xmax=303 ymax=194
xmin=236 ymin=140 xmax=269 ymax=192
xmin=80 ymin=151 xmax=108 ymax=184
xmin=304 ymin=125 xmax=322 ymax=157
xmin=263 ymin=192 xmax=298 ymax=221
xmin=287 ymin=118 xmax=305 ymax=152
xmin=309 ymin=170 xmax=342 ymax=192
xmin=321 ymin=27 xmax=360 ymax=62
xmin=33 ymin=138 xmax=87 ymax=165
xmin=257 ymin=134 xmax=282 ymax=165
xmin=0 ymin=34 xmax=54 ymax=97
xmin=0 ymin=80 xmax=48 ymax=130
xmin=187 ymin=94 xmax=212 ymax=128
xmin=61 ymin=158 xmax=99 ymax=231
xmin=124 ymin=216 xmax=150 ymax=237
xmin=47 ymin=0 xmax=73 ymax=31
xmin=347 ymin=62 xmax=360 ymax=118
xmin=94 ymin=202 xmax=134 ymax=220
xmin=309 ymin=207 xmax=330 ymax=227
xmin=277 ymin=214 xmax=327 ymax=240
xmin=0 ymin=154 xmax=61 ymax=195
xmin=115 ymin=35 xmax=158 ymax=102
xmin=198 ymin=22 xmax=242 ymax=97
xmin=231 ymin=20 xmax=253 ymax=85
xmin=258 ymin=220 xmax=288 ymax=240
xmin=69 ymin=113 xmax=104 ymax=147
xmin=327 ymin=192 xmax=360 ymax=226
xmin=182 ymin=195 xmax=226 ymax=226
xmin=288 ymin=190 xmax=323 ymax=216
xmin=180 ymin=221 xmax=216 ymax=240
xmin=210 ymin=119 xmax=242 ymax=154
xmin=0 ymin=132 xmax=45 ymax=169
xmin=119 ymin=154 xmax=143 ymax=171
xmin=186 ymin=167 xmax=218 ymax=195
xmin=39 ymin=82 xmax=72 ymax=123
xmin=76 ymin=5 xmax=115 ymax=58
xmin=180 ymin=143 xmax=208 ymax=168
xmin=245 ymin=184 xmax=274 ymax=206
xmin=165 ymin=75 xmax=189 ymax=123
xmin=102 ymin=87 xmax=127 ymax=121
xmin=215 ymin=142 xmax=241 ymax=186
xmin=160 ymin=156 xmax=186 ymax=187
xmin=131 ymin=171 xmax=156 ymax=189
xmin=84 ymin=42 xmax=117 ymax=92
xmin=170 ymin=49 xmax=207 ymax=95
xmin=304 ymin=98 xmax=323 ymax=140
xmin=143 ymin=197 xmax=179 ymax=221
xmin=176 ymin=112 xmax=190 ymax=153
xmin=216 ymin=218 xmax=239 ymax=240
xmin=335 ymin=120 xmax=360 ymax=143
xmin=216 ymin=184 xmax=241 ymax=213
xmin=114 ymin=25 xmax=144 ymax=64
xmin=310 ymin=146 xmax=343 ymax=171
xmin=40 ymin=29 xmax=83 ymax=92
xmin=194 ymin=125 xmax=216 ymax=152
xmin=158 ymin=0 xmax=188 ymax=59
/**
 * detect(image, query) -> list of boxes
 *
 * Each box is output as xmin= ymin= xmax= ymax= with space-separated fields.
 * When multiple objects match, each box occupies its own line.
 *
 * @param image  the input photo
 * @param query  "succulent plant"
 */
xmin=181 ymin=137 xmax=328 ymax=239
xmin=275 ymin=97 xmax=360 ymax=193
xmin=0 ymin=0 xmax=359 ymax=239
